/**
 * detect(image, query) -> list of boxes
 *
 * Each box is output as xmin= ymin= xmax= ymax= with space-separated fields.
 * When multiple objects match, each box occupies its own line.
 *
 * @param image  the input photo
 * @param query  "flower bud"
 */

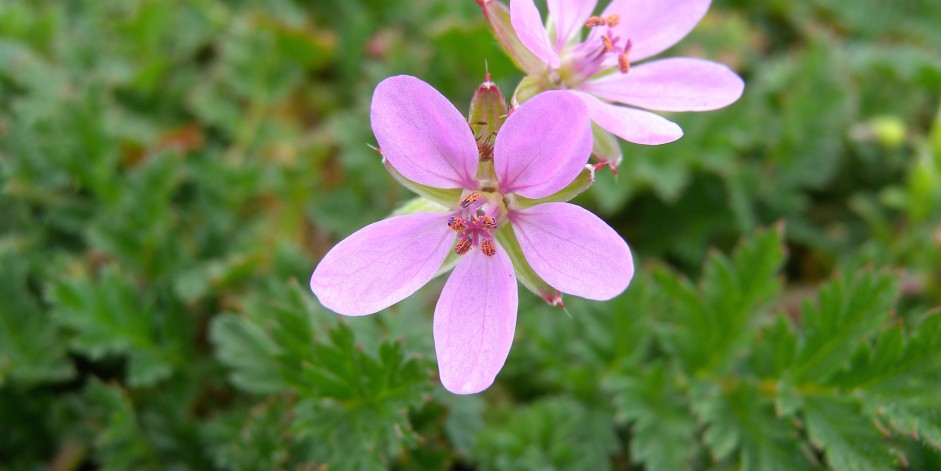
xmin=468 ymin=73 xmax=508 ymax=161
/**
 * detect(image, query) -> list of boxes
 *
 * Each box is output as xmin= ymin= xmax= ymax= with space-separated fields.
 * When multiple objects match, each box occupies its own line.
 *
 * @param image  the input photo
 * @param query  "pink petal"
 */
xmin=434 ymin=244 xmax=518 ymax=394
xmin=598 ymin=0 xmax=711 ymax=62
xmin=371 ymin=75 xmax=479 ymax=190
xmin=510 ymin=202 xmax=633 ymax=300
xmin=581 ymin=58 xmax=744 ymax=112
xmin=311 ymin=212 xmax=453 ymax=316
xmin=547 ymin=0 xmax=597 ymax=50
xmin=510 ymin=0 xmax=561 ymax=68
xmin=494 ymin=91 xmax=592 ymax=198
xmin=571 ymin=91 xmax=683 ymax=145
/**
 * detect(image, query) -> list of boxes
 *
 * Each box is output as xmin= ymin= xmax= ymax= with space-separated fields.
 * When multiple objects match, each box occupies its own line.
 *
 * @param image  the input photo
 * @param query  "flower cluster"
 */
xmin=311 ymin=0 xmax=743 ymax=394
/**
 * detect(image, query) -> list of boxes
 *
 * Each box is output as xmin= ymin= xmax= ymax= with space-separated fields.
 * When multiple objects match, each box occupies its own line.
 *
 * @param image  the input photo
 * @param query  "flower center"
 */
xmin=448 ymin=191 xmax=499 ymax=257
xmin=584 ymin=14 xmax=632 ymax=73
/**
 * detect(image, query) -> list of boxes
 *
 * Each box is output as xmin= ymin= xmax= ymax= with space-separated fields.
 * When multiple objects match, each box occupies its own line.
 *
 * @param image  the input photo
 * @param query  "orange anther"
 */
xmin=618 ymin=52 xmax=631 ymax=73
xmin=481 ymin=240 xmax=496 ymax=257
xmin=606 ymin=14 xmax=620 ymax=27
xmin=585 ymin=16 xmax=606 ymax=28
xmin=459 ymin=192 xmax=480 ymax=209
xmin=601 ymin=35 xmax=614 ymax=53
xmin=448 ymin=216 xmax=466 ymax=232
xmin=455 ymin=237 xmax=473 ymax=255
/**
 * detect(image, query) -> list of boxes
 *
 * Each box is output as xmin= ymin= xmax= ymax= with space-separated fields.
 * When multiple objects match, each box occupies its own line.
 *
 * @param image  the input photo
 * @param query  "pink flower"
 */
xmin=310 ymin=75 xmax=634 ymax=394
xmin=505 ymin=0 xmax=744 ymax=145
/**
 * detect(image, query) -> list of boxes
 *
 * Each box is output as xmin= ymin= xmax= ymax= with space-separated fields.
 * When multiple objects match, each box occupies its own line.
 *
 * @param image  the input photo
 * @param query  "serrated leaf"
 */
xmin=49 ymin=267 xmax=176 ymax=387
xmin=791 ymin=271 xmax=898 ymax=382
xmin=202 ymin=397 xmax=295 ymax=470
xmin=0 ymin=253 xmax=73 ymax=385
xmin=83 ymin=379 xmax=158 ymax=471
xmin=209 ymin=314 xmax=284 ymax=394
xmin=605 ymin=362 xmax=699 ymax=471
xmin=474 ymin=396 xmax=618 ymax=471
xmin=691 ymin=381 xmax=812 ymax=471
xmin=804 ymin=395 xmax=900 ymax=471
xmin=654 ymin=227 xmax=785 ymax=375
xmin=835 ymin=315 xmax=941 ymax=449
xmin=212 ymin=283 xmax=430 ymax=469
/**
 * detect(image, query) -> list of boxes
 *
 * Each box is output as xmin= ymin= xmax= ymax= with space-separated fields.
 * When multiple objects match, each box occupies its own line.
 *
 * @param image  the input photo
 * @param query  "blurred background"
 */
xmin=1 ymin=0 xmax=940 ymax=469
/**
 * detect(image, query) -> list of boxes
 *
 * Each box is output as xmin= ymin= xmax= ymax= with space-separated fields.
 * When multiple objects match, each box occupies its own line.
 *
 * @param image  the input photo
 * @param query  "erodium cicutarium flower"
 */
xmin=485 ymin=0 xmax=744 ymax=146
xmin=310 ymin=75 xmax=633 ymax=394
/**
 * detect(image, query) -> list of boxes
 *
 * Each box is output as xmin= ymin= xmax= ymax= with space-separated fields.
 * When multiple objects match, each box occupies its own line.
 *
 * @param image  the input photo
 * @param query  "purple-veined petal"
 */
xmin=510 ymin=0 xmax=561 ymax=68
xmin=371 ymin=75 xmax=479 ymax=190
xmin=434 ymin=244 xmax=517 ymax=394
xmin=510 ymin=202 xmax=633 ymax=300
xmin=571 ymin=91 xmax=683 ymax=145
xmin=311 ymin=212 xmax=453 ymax=316
xmin=547 ymin=0 xmax=597 ymax=50
xmin=597 ymin=0 xmax=711 ymax=62
xmin=581 ymin=58 xmax=744 ymax=112
xmin=494 ymin=91 xmax=592 ymax=198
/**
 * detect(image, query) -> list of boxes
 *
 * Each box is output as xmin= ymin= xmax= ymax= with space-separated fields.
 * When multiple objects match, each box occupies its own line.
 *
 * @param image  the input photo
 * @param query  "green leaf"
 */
xmin=211 ymin=281 xmax=430 ymax=469
xmin=654 ymin=226 xmax=786 ymax=375
xmin=202 ymin=397 xmax=295 ymax=471
xmin=83 ymin=379 xmax=158 ymax=471
xmin=49 ymin=267 xmax=176 ymax=387
xmin=791 ymin=271 xmax=898 ymax=382
xmin=209 ymin=314 xmax=284 ymax=394
xmin=605 ymin=362 xmax=699 ymax=471
xmin=290 ymin=323 xmax=429 ymax=469
xmin=473 ymin=396 xmax=618 ymax=471
xmin=691 ymin=381 xmax=813 ymax=471
xmin=834 ymin=315 xmax=941 ymax=449
xmin=0 ymin=252 xmax=73 ymax=385
xmin=804 ymin=395 xmax=901 ymax=471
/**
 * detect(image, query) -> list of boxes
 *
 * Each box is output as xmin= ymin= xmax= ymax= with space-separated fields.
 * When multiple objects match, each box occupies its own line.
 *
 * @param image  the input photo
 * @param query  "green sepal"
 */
xmin=383 ymin=157 xmax=461 ymax=207
xmin=391 ymin=196 xmax=449 ymax=217
xmin=468 ymin=76 xmax=508 ymax=158
xmin=477 ymin=0 xmax=546 ymax=75
xmin=590 ymin=122 xmax=623 ymax=170
xmin=514 ymin=164 xmax=595 ymax=209
xmin=494 ymin=224 xmax=563 ymax=306
xmin=511 ymin=74 xmax=552 ymax=107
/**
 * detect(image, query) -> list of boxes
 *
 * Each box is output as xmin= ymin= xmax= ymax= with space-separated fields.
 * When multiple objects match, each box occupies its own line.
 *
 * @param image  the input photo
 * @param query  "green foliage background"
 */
xmin=1 ymin=0 xmax=940 ymax=469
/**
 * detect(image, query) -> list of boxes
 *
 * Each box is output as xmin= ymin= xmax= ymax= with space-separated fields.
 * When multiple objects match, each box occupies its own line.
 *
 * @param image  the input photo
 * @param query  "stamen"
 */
xmin=448 ymin=216 xmax=466 ymax=231
xmin=455 ymin=237 xmax=473 ymax=255
xmin=618 ymin=53 xmax=630 ymax=73
xmin=459 ymin=192 xmax=481 ymax=209
xmin=618 ymin=40 xmax=632 ymax=74
xmin=606 ymin=14 xmax=620 ymax=27
xmin=585 ymin=16 xmax=606 ymax=28
xmin=480 ymin=216 xmax=497 ymax=232
xmin=601 ymin=35 xmax=614 ymax=53
xmin=481 ymin=240 xmax=496 ymax=257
